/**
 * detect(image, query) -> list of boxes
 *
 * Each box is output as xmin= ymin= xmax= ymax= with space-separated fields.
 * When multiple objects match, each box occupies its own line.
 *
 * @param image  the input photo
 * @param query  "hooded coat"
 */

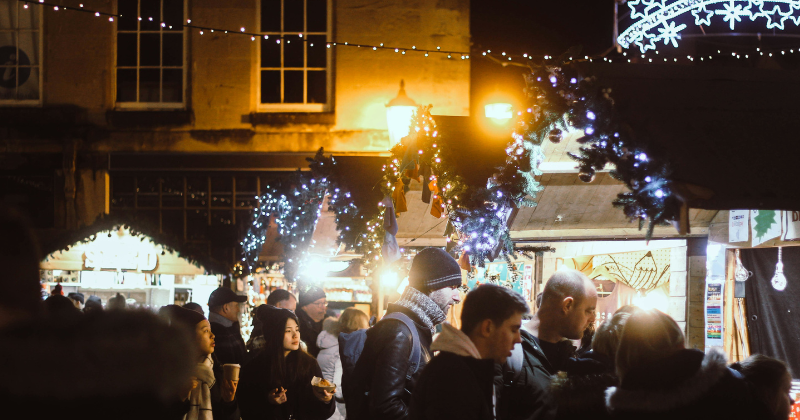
xmin=409 ymin=323 xmax=496 ymax=420
xmin=605 ymin=348 xmax=767 ymax=420
xmin=316 ymin=318 xmax=344 ymax=420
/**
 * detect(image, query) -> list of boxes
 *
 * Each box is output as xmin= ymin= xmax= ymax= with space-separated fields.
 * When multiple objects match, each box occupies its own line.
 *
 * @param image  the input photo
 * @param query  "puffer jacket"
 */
xmin=345 ymin=304 xmax=433 ymax=420
xmin=605 ymin=348 xmax=768 ymax=420
xmin=316 ymin=318 xmax=344 ymax=420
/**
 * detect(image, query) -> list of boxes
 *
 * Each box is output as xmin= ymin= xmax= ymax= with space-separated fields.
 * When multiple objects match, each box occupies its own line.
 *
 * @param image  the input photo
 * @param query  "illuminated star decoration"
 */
xmin=619 ymin=0 xmax=800 ymax=52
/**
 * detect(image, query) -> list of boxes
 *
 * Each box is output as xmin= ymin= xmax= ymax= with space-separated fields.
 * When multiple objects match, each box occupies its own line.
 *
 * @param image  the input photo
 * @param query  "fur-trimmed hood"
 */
xmin=605 ymin=348 xmax=729 ymax=413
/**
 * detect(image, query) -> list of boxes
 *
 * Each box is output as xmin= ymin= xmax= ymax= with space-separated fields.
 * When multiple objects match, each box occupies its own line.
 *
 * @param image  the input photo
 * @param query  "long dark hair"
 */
xmin=257 ymin=305 xmax=316 ymax=389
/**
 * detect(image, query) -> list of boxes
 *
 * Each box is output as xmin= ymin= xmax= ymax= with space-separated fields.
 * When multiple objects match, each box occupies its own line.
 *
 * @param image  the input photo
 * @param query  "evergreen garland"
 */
xmin=526 ymin=54 xmax=678 ymax=237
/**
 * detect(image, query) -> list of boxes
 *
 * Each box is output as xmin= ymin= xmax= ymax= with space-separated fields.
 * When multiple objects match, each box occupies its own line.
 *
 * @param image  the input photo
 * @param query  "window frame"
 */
xmin=114 ymin=0 xmax=188 ymax=110
xmin=257 ymin=0 xmax=333 ymax=112
xmin=0 ymin=1 xmax=43 ymax=106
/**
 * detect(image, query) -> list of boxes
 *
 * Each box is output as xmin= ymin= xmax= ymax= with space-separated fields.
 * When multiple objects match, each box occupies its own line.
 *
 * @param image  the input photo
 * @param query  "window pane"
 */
xmin=261 ymin=37 xmax=281 ymax=67
xmin=162 ymin=210 xmax=184 ymax=238
xmin=163 ymin=0 xmax=184 ymax=30
xmin=284 ymin=37 xmax=303 ymax=67
xmin=187 ymin=210 xmax=209 ymax=240
xmin=187 ymin=176 xmax=208 ymax=207
xmin=161 ymin=177 xmax=184 ymax=207
xmin=261 ymin=70 xmax=280 ymax=103
xmin=162 ymin=69 xmax=182 ymax=102
xmin=118 ymin=0 xmax=139 ymax=31
xmin=284 ymin=0 xmax=304 ymax=32
xmin=117 ymin=68 xmax=137 ymax=102
xmin=18 ymin=30 xmax=38 ymax=65
xmin=140 ymin=0 xmax=161 ymax=30
xmin=307 ymin=70 xmax=326 ymax=104
xmin=139 ymin=68 xmax=160 ymax=102
xmin=17 ymin=3 xmax=40 ymax=29
xmin=211 ymin=177 xmax=232 ymax=207
xmin=307 ymin=35 xmax=326 ymax=67
xmin=307 ymin=0 xmax=327 ymax=32
xmin=261 ymin=0 xmax=281 ymax=32
xmin=162 ymin=33 xmax=182 ymax=66
xmin=117 ymin=33 xmax=138 ymax=66
xmin=18 ymin=66 xmax=37 ymax=100
xmin=284 ymin=70 xmax=303 ymax=103
xmin=111 ymin=177 xmax=136 ymax=208
xmin=235 ymin=176 xmax=258 ymax=208
xmin=0 ymin=67 xmax=13 ymax=100
xmin=137 ymin=176 xmax=160 ymax=207
xmin=140 ymin=33 xmax=160 ymax=66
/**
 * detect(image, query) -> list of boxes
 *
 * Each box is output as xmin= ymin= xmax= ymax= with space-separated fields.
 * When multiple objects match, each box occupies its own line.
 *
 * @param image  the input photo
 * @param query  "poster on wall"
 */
xmin=522 ymin=264 xmax=533 ymax=301
xmin=705 ymin=280 xmax=725 ymax=348
xmin=783 ymin=211 xmax=800 ymax=241
xmin=728 ymin=210 xmax=749 ymax=243
xmin=751 ymin=210 xmax=782 ymax=247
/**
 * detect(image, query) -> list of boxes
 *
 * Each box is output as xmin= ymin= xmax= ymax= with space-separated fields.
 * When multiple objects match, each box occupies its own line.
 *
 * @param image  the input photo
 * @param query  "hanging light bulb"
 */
xmin=772 ymin=247 xmax=787 ymax=291
xmin=734 ymin=249 xmax=752 ymax=282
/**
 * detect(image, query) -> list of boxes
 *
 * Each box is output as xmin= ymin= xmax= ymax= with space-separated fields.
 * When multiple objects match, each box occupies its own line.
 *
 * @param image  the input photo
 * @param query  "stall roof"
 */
xmin=586 ymin=63 xmax=800 ymax=211
xmin=39 ymin=214 xmax=226 ymax=274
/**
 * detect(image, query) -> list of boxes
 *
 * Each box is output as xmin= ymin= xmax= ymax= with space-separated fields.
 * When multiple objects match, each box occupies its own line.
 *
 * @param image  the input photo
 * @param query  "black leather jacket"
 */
xmin=347 ymin=304 xmax=433 ymax=420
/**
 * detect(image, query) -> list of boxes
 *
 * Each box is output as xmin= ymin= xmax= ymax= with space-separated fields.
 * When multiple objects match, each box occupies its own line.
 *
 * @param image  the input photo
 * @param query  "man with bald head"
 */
xmin=497 ymin=269 xmax=598 ymax=420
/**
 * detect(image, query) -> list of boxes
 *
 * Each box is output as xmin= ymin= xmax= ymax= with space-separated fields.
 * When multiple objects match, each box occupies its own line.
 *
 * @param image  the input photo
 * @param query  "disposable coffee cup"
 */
xmin=223 ymin=364 xmax=240 ymax=381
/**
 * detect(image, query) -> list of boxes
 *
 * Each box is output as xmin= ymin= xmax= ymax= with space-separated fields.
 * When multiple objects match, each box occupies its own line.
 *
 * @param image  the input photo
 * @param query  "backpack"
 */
xmin=338 ymin=312 xmax=422 ymax=420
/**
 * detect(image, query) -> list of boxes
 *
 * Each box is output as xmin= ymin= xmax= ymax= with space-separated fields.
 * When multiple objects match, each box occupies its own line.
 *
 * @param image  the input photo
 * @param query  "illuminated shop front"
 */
xmin=41 ymin=225 xmax=221 ymax=314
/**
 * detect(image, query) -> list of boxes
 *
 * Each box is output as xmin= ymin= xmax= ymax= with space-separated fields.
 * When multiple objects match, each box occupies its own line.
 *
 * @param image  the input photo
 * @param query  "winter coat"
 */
xmin=316 ymin=319 xmax=344 ymax=420
xmin=346 ymin=303 xmax=434 ymax=420
xmin=549 ymin=351 xmax=616 ymax=420
xmin=209 ymin=312 xmax=248 ymax=366
xmin=409 ymin=323 xmax=495 ymax=420
xmin=186 ymin=354 xmax=238 ymax=420
xmin=237 ymin=349 xmax=335 ymax=420
xmin=498 ymin=329 xmax=557 ymax=420
xmin=605 ymin=348 xmax=766 ymax=420
xmin=297 ymin=308 xmax=326 ymax=358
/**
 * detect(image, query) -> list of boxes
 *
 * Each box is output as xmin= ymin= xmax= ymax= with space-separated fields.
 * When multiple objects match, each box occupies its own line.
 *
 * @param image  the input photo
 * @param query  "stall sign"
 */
xmin=84 ymin=250 xmax=158 ymax=271
xmin=728 ymin=210 xmax=748 ymax=243
xmin=751 ymin=210 xmax=782 ymax=247
xmin=783 ymin=211 xmax=800 ymax=241
xmin=704 ymin=281 xmax=725 ymax=348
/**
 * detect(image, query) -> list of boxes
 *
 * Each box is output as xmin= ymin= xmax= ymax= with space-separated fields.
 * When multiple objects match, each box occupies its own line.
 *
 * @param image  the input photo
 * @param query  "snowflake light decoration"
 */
xmin=619 ymin=0 xmax=800 ymax=52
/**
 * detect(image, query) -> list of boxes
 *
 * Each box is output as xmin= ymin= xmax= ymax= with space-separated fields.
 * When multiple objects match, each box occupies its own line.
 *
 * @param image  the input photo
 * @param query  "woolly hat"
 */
xmin=299 ymin=286 xmax=327 ymax=308
xmin=67 ymin=292 xmax=84 ymax=305
xmin=160 ymin=304 xmax=206 ymax=334
xmin=408 ymin=248 xmax=462 ymax=294
xmin=257 ymin=304 xmax=298 ymax=340
xmin=85 ymin=295 xmax=103 ymax=312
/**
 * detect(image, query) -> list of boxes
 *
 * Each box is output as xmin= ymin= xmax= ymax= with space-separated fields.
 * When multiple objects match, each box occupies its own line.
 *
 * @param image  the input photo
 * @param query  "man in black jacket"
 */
xmin=296 ymin=286 xmax=329 ymax=357
xmin=500 ymin=269 xmax=598 ymax=420
xmin=208 ymin=287 xmax=248 ymax=366
xmin=346 ymin=248 xmax=463 ymax=420
xmin=410 ymin=284 xmax=529 ymax=420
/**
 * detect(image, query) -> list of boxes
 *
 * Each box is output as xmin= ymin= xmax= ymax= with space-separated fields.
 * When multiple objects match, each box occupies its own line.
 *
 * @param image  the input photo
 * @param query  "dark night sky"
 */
xmin=471 ymin=0 xmax=615 ymax=57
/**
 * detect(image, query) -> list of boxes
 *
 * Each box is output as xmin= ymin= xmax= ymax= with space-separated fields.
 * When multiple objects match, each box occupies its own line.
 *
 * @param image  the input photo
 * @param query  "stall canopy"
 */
xmin=40 ymin=215 xmax=223 ymax=274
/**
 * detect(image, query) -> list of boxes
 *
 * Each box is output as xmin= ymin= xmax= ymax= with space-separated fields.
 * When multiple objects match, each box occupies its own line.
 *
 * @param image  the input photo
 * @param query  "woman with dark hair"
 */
xmin=237 ymin=305 xmax=334 ymax=420
xmin=731 ymin=354 xmax=794 ymax=420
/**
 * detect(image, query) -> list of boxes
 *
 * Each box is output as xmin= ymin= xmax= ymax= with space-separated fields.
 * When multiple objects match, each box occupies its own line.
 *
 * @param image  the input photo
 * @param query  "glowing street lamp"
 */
xmin=386 ymin=80 xmax=417 ymax=147
xmin=485 ymin=102 xmax=513 ymax=122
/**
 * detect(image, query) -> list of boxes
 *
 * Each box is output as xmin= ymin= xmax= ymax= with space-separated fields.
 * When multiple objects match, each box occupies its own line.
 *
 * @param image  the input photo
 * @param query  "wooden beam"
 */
xmin=510 ymin=226 xmax=708 ymax=241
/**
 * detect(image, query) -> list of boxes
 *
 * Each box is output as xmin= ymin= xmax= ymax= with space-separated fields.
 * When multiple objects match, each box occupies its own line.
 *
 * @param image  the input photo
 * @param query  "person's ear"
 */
xmin=479 ymin=318 xmax=495 ymax=338
xmin=562 ymin=297 xmax=574 ymax=314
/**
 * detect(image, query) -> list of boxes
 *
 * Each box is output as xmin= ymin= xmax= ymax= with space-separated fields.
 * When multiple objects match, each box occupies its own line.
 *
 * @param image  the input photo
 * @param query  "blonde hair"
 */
xmin=615 ymin=309 xmax=685 ymax=380
xmin=592 ymin=312 xmax=630 ymax=362
xmin=339 ymin=307 xmax=369 ymax=334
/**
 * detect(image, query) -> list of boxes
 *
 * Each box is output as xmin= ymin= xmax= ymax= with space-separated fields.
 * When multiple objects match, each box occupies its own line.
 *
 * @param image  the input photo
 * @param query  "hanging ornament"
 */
xmin=578 ymin=169 xmax=596 ymax=183
xmin=734 ymin=249 xmax=752 ymax=282
xmin=548 ymin=128 xmax=563 ymax=144
xmin=772 ymin=247 xmax=787 ymax=291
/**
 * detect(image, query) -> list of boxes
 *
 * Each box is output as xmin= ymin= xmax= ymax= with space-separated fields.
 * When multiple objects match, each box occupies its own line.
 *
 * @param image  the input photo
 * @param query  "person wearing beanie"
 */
xmin=50 ymin=283 xmax=63 ymax=296
xmin=68 ymin=292 xmax=85 ymax=310
xmin=108 ymin=293 xmax=127 ymax=310
xmin=84 ymin=295 xmax=103 ymax=314
xmin=344 ymin=247 xmax=463 ymax=420
xmin=161 ymin=305 xmax=238 ymax=420
xmin=296 ymin=286 xmax=329 ymax=357
xmin=237 ymin=305 xmax=335 ymax=420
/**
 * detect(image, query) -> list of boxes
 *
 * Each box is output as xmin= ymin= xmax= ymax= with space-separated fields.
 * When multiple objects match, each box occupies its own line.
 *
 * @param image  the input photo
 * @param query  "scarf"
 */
xmin=185 ymin=356 xmax=216 ymax=420
xmin=394 ymin=287 xmax=447 ymax=330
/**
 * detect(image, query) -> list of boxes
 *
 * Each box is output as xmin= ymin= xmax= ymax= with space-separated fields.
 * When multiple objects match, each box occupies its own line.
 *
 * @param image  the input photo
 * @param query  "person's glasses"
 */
xmin=311 ymin=300 xmax=327 ymax=307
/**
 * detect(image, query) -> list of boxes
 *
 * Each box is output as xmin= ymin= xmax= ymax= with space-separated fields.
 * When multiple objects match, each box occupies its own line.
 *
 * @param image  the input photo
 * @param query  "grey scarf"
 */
xmin=394 ymin=287 xmax=447 ymax=330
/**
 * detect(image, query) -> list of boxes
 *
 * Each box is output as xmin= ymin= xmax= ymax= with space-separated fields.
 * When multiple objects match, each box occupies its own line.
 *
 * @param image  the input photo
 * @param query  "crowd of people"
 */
xmin=0 ymin=206 xmax=795 ymax=420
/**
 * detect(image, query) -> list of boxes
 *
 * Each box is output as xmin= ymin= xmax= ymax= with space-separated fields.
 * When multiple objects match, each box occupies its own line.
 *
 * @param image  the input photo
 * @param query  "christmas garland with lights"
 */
xmin=528 ymin=54 xmax=678 ymax=237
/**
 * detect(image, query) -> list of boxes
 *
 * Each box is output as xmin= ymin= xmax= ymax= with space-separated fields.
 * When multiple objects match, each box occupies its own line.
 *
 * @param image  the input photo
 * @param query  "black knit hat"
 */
xmin=408 ymin=248 xmax=462 ymax=294
xmin=299 ymin=286 xmax=326 ymax=308
xmin=257 ymin=304 xmax=298 ymax=340
xmin=67 ymin=292 xmax=84 ymax=305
